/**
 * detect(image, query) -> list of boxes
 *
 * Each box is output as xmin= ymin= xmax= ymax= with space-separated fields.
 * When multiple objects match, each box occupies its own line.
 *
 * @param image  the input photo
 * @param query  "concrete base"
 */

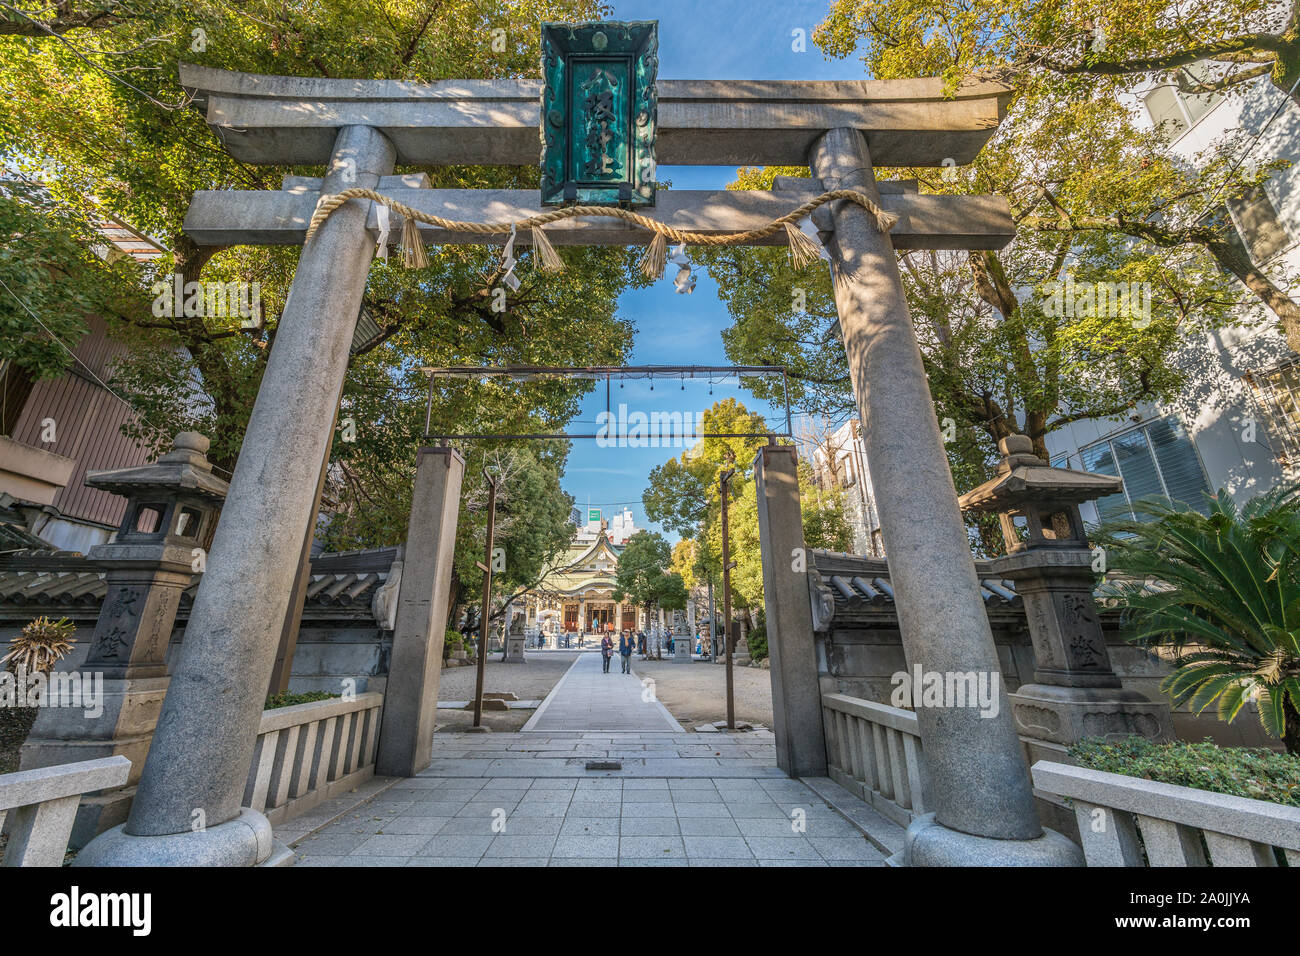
xmin=73 ymin=808 xmax=274 ymax=867
xmin=463 ymin=725 xmax=492 ymax=734
xmin=896 ymin=812 xmax=1084 ymax=867
xmin=501 ymin=636 xmax=527 ymax=663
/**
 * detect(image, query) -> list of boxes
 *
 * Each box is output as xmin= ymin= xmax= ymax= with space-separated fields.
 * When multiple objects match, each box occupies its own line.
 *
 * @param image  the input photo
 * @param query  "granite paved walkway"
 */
xmin=288 ymin=652 xmax=887 ymax=867
xmin=521 ymin=650 xmax=682 ymax=732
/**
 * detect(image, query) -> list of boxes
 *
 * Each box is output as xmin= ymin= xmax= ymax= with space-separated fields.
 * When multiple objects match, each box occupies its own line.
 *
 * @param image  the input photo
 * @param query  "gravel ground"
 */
xmin=633 ymin=658 xmax=773 ymax=729
xmin=433 ymin=651 xmax=579 ymax=733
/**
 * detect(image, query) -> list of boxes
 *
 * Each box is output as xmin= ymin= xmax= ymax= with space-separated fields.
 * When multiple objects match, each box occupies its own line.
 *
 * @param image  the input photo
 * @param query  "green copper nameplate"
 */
xmin=540 ymin=21 xmax=658 ymax=207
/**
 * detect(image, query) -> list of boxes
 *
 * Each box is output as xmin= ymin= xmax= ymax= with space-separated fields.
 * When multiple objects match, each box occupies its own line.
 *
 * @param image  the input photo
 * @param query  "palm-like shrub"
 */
xmin=1 ymin=616 xmax=76 ymax=675
xmin=1096 ymin=485 xmax=1300 ymax=756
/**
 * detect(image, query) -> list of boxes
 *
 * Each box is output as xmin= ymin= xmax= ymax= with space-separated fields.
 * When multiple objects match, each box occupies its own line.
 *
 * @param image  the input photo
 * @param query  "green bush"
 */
xmin=1069 ymin=736 xmax=1300 ymax=807
xmin=746 ymin=614 xmax=768 ymax=661
xmin=264 ymin=691 xmax=339 ymax=710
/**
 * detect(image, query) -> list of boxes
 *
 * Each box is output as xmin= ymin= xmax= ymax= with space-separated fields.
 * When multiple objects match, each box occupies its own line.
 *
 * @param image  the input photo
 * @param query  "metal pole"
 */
xmin=720 ymin=468 xmax=736 ymax=730
xmin=424 ymin=373 xmax=436 ymax=437
xmin=707 ymin=573 xmax=716 ymax=659
xmin=472 ymin=469 xmax=499 ymax=729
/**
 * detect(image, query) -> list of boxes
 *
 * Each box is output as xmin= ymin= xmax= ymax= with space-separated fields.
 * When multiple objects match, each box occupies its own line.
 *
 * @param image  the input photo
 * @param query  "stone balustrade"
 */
xmin=0 ymin=756 xmax=130 ymax=865
xmin=821 ymin=692 xmax=929 ymax=826
xmin=244 ymin=692 xmax=384 ymax=826
xmin=1031 ymin=760 xmax=1300 ymax=866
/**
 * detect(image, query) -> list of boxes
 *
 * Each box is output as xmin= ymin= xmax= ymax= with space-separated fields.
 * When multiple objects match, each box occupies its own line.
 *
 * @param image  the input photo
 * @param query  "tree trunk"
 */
xmin=1206 ymin=236 xmax=1300 ymax=352
xmin=1271 ymin=29 xmax=1300 ymax=109
xmin=1283 ymin=695 xmax=1300 ymax=757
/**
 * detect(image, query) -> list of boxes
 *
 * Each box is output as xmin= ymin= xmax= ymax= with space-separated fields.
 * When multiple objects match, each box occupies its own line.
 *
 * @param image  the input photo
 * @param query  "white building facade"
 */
xmin=1045 ymin=71 xmax=1300 ymax=523
xmin=809 ymin=419 xmax=885 ymax=556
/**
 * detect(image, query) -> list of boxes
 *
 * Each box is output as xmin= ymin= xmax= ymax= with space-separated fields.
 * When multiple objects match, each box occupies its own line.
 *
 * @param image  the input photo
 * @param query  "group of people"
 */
xmin=599 ymin=630 xmax=645 ymax=674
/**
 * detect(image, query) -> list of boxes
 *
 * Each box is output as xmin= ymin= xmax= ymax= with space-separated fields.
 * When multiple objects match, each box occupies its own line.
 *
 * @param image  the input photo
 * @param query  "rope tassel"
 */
xmin=400 ymin=215 xmax=428 ymax=269
xmin=784 ymin=221 xmax=824 ymax=270
xmin=639 ymin=232 xmax=668 ymax=280
xmin=531 ymin=226 xmax=564 ymax=271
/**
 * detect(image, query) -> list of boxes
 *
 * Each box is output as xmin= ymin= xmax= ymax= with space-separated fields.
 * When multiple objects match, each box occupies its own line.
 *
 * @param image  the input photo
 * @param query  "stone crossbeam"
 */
xmin=181 ymin=64 xmax=1010 ymax=168
xmin=183 ymin=187 xmax=1014 ymax=250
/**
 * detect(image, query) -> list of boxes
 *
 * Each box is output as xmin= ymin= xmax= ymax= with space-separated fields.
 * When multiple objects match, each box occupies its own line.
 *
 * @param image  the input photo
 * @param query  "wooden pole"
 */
xmin=472 ymin=470 xmax=498 ymax=729
xmin=720 ymin=468 xmax=736 ymax=730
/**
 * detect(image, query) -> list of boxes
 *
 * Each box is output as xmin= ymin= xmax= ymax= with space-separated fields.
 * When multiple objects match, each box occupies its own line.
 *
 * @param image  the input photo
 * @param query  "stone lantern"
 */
xmin=21 ymin=432 xmax=227 ymax=847
xmin=959 ymin=435 xmax=1171 ymax=770
xmin=79 ymin=432 xmax=228 ymax=678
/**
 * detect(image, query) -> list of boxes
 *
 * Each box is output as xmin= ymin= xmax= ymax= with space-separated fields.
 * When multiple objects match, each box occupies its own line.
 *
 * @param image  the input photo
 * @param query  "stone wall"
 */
xmin=810 ymin=551 xmax=1278 ymax=751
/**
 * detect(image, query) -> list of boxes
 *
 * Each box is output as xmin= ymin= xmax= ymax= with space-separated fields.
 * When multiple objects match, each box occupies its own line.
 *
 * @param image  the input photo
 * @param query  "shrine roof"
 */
xmin=0 ymin=547 xmax=399 ymax=622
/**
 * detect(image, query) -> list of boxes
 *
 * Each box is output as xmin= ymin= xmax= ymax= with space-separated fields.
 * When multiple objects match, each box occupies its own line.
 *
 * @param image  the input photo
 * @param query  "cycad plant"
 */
xmin=1 ymin=616 xmax=76 ymax=675
xmin=1096 ymin=485 xmax=1300 ymax=756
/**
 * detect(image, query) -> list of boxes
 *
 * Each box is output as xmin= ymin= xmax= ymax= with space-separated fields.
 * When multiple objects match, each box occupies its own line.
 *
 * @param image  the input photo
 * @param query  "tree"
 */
xmin=612 ymin=529 xmax=674 ymax=656
xmin=644 ymin=400 xmax=852 ymax=629
xmin=815 ymin=0 xmax=1300 ymax=108
xmin=0 ymin=0 xmax=635 ymax=476
xmin=0 ymin=178 xmax=144 ymax=394
xmin=1097 ymin=484 xmax=1300 ymax=755
xmin=701 ymin=21 xmax=1263 ymax=549
xmin=811 ymin=0 xmax=1300 ymax=348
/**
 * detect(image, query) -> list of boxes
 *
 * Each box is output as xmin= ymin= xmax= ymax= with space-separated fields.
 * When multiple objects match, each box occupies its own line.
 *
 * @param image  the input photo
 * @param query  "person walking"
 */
xmin=600 ymin=633 xmax=613 ymax=674
xmin=618 ymin=630 xmax=634 ymax=674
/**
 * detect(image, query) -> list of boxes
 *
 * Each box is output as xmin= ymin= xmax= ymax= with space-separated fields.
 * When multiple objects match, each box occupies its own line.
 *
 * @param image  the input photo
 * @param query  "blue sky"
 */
xmin=560 ymin=0 xmax=865 ymax=541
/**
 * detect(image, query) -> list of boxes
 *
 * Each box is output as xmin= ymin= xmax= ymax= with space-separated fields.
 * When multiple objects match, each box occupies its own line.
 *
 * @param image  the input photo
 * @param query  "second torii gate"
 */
xmin=77 ymin=54 xmax=1080 ymax=867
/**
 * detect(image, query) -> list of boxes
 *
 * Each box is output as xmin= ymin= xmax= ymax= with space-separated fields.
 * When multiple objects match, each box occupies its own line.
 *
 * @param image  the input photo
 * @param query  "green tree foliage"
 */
xmin=612 ymin=529 xmax=685 ymax=626
xmin=0 ymin=179 xmax=144 ymax=386
xmin=700 ymin=6 xmax=1272 ymax=546
xmin=811 ymin=0 xmax=1300 ymax=347
xmin=0 ymin=0 xmax=635 ymax=484
xmin=814 ymin=0 xmax=1300 ymax=107
xmin=644 ymin=399 xmax=852 ymax=614
xmin=1097 ymin=485 xmax=1300 ymax=755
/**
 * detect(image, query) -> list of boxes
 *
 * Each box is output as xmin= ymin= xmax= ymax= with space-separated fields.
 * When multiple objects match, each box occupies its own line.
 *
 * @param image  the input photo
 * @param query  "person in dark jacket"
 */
xmin=600 ymin=633 xmax=614 ymax=673
xmin=618 ymin=631 xmax=634 ymax=674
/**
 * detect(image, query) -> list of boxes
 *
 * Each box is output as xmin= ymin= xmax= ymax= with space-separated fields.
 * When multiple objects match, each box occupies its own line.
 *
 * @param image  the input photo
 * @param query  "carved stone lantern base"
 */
xmin=1010 ymin=681 xmax=1173 ymax=835
xmin=21 ymin=675 xmax=171 ymax=849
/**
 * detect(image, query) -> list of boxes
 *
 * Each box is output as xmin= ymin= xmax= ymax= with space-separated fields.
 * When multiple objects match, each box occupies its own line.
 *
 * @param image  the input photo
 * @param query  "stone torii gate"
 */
xmin=78 ymin=57 xmax=1079 ymax=866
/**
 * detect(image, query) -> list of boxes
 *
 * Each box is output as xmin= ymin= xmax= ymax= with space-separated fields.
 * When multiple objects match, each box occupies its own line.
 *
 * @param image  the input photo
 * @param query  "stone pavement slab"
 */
xmin=286 ymin=651 xmax=889 ymax=867
xmin=521 ymin=652 xmax=682 ymax=732
xmin=289 ymin=730 xmax=885 ymax=868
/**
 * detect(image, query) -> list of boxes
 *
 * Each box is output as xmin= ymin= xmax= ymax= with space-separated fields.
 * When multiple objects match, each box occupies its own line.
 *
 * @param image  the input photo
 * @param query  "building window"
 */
xmin=1141 ymin=67 xmax=1225 ymax=139
xmin=1246 ymin=357 xmax=1300 ymax=474
xmin=1226 ymin=186 xmax=1293 ymax=266
xmin=1078 ymin=416 xmax=1212 ymax=521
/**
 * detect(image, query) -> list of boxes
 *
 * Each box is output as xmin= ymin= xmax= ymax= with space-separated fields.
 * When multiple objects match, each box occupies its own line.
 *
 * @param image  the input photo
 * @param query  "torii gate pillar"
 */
xmin=810 ymin=128 xmax=1081 ymax=866
xmin=76 ymin=125 xmax=396 ymax=867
